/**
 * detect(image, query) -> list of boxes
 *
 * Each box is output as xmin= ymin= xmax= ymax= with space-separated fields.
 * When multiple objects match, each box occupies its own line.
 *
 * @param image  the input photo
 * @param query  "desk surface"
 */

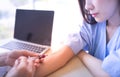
xmin=47 ymin=56 xmax=93 ymax=77
xmin=44 ymin=49 xmax=93 ymax=77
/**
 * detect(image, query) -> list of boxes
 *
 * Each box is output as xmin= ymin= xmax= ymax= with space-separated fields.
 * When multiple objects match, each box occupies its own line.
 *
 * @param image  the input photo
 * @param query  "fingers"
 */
xmin=13 ymin=50 xmax=39 ymax=58
xmin=11 ymin=51 xmax=47 ymax=68
xmin=27 ymin=57 xmax=37 ymax=74
xmin=32 ymin=54 xmax=47 ymax=65
xmin=15 ymin=56 xmax=37 ymax=71
xmin=20 ymin=50 xmax=39 ymax=57
xmin=18 ymin=56 xmax=28 ymax=66
xmin=18 ymin=56 xmax=40 ymax=69
xmin=7 ymin=57 xmax=37 ymax=77
xmin=14 ymin=56 xmax=28 ymax=71
xmin=13 ymin=59 xmax=19 ymax=67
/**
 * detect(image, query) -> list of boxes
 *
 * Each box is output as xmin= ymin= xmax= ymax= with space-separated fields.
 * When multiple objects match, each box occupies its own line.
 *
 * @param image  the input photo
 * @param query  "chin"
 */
xmin=95 ymin=18 xmax=106 ymax=23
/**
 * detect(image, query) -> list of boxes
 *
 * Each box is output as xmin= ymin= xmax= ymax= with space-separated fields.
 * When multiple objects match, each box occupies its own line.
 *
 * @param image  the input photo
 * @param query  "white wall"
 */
xmin=18 ymin=0 xmax=83 ymax=50
xmin=47 ymin=0 xmax=83 ymax=50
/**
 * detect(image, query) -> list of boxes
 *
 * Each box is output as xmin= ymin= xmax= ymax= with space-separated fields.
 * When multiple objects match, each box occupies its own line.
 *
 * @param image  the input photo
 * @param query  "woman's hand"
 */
xmin=6 ymin=56 xmax=40 ymax=77
xmin=78 ymin=50 xmax=110 ymax=77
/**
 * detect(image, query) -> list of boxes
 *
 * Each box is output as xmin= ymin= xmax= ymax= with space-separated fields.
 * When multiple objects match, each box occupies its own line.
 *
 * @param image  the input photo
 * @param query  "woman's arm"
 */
xmin=77 ymin=50 xmax=110 ymax=77
xmin=34 ymin=45 xmax=74 ymax=77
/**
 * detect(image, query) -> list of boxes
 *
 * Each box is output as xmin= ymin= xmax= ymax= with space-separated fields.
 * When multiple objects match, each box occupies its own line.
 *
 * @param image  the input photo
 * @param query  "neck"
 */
xmin=108 ymin=10 xmax=120 ymax=28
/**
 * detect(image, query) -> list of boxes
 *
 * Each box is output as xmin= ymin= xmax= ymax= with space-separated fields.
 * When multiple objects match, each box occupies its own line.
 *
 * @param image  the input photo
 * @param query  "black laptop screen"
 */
xmin=14 ymin=9 xmax=54 ymax=46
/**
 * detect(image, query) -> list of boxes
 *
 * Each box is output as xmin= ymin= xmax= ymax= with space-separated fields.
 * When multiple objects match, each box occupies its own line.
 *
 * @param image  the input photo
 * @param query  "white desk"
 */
xmin=48 ymin=56 xmax=93 ymax=77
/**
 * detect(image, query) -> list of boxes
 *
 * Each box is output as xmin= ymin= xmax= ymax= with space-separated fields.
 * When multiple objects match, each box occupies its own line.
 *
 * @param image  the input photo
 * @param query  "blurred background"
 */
xmin=0 ymin=0 xmax=82 ymax=48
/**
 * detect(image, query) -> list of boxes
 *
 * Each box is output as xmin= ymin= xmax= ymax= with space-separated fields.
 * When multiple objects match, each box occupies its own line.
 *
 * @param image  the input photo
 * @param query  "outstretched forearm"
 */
xmin=34 ymin=46 xmax=74 ymax=77
xmin=78 ymin=50 xmax=110 ymax=77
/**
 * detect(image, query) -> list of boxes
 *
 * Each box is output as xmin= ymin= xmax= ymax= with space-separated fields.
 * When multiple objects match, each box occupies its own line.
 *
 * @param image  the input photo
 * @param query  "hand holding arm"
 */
xmin=0 ymin=50 xmax=39 ymax=66
xmin=5 ymin=56 xmax=39 ymax=77
xmin=34 ymin=45 xmax=74 ymax=77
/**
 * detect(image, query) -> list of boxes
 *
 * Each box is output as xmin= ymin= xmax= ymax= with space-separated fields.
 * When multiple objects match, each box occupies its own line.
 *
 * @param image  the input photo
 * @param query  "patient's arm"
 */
xmin=34 ymin=45 xmax=74 ymax=77
xmin=77 ymin=50 xmax=110 ymax=77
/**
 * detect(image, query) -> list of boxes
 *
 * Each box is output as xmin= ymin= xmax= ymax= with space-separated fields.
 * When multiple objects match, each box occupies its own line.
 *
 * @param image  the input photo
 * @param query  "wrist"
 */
xmin=78 ymin=50 xmax=88 ymax=61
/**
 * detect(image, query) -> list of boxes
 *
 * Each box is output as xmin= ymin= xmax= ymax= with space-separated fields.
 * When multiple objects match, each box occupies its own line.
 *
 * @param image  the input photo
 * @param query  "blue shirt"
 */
xmin=64 ymin=21 xmax=120 ymax=77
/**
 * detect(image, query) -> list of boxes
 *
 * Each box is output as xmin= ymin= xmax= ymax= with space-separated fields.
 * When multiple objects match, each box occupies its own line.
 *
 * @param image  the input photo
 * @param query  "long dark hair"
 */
xmin=78 ymin=0 xmax=97 ymax=24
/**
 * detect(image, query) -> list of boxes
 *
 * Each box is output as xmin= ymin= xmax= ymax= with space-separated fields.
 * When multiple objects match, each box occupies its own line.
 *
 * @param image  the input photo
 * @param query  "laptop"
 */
xmin=0 ymin=9 xmax=54 ymax=53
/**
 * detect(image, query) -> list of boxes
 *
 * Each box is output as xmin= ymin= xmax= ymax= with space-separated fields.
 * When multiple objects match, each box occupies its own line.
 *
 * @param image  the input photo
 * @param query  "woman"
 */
xmin=34 ymin=0 xmax=120 ymax=77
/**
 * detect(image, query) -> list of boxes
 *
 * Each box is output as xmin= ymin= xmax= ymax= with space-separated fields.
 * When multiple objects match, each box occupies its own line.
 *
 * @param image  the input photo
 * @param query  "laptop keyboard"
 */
xmin=0 ymin=41 xmax=46 ymax=53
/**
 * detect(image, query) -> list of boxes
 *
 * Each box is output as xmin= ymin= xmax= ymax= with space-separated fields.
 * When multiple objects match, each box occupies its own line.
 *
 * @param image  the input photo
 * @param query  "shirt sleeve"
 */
xmin=63 ymin=21 xmax=93 ymax=55
xmin=102 ymin=49 xmax=120 ymax=77
xmin=63 ymin=24 xmax=84 ymax=54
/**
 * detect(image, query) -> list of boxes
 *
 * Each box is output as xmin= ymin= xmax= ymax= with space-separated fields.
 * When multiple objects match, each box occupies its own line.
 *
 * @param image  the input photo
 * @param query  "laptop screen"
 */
xmin=14 ymin=9 xmax=54 ymax=46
